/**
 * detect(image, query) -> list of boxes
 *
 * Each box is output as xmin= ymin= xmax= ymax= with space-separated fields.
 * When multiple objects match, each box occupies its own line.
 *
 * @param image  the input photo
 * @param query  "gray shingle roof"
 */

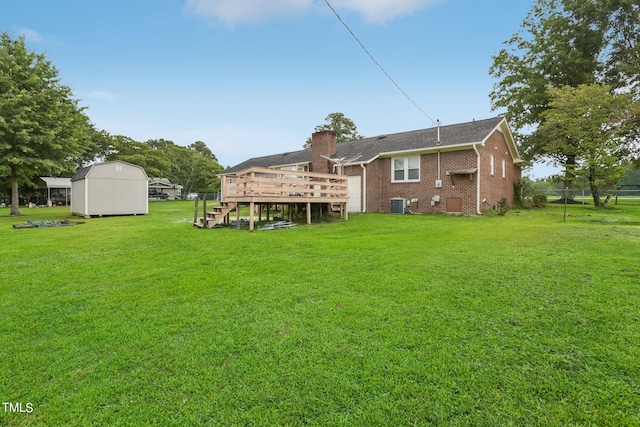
xmin=71 ymin=165 xmax=92 ymax=181
xmin=223 ymin=117 xmax=506 ymax=174
xmin=225 ymin=149 xmax=311 ymax=173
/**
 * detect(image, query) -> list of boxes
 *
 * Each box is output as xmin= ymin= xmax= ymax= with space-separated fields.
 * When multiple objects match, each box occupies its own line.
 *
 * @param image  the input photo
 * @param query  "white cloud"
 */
xmin=332 ymin=0 xmax=441 ymax=24
xmin=15 ymin=27 xmax=59 ymax=46
xmin=185 ymin=0 xmax=440 ymax=26
xmin=185 ymin=0 xmax=315 ymax=26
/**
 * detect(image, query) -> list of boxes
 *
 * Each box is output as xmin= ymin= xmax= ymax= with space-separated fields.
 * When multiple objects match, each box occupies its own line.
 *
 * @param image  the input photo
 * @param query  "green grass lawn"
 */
xmin=1 ymin=201 xmax=639 ymax=426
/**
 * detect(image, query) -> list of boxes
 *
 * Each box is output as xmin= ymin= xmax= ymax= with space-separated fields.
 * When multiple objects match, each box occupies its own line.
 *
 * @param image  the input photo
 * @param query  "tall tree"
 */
xmin=0 ymin=32 xmax=91 ymax=216
xmin=304 ymin=112 xmax=364 ymax=148
xmin=68 ymin=125 xmax=113 ymax=169
xmin=489 ymin=0 xmax=640 ymax=177
xmin=189 ymin=140 xmax=218 ymax=162
xmin=166 ymin=144 xmax=224 ymax=197
xmin=106 ymin=136 xmax=171 ymax=177
xmin=539 ymin=84 xmax=640 ymax=206
xmin=106 ymin=137 xmax=224 ymax=196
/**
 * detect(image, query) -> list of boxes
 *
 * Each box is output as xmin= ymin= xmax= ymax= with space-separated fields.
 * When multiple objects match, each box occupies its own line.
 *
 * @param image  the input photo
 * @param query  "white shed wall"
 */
xmin=71 ymin=161 xmax=148 ymax=217
xmin=71 ymin=179 xmax=86 ymax=216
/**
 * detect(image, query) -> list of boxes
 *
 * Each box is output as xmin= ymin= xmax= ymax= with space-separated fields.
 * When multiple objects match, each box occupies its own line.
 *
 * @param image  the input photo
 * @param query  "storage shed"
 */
xmin=71 ymin=161 xmax=148 ymax=217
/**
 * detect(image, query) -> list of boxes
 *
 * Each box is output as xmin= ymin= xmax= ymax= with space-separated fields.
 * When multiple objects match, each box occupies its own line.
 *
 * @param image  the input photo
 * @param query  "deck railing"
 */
xmin=222 ymin=167 xmax=348 ymax=201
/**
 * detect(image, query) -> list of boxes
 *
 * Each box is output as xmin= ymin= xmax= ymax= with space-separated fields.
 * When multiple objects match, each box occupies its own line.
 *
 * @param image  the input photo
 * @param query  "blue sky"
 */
xmin=3 ymin=0 xmax=554 ymax=176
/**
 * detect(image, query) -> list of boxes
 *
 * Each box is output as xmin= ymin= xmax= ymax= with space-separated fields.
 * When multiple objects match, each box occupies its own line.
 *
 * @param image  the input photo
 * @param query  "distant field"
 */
xmin=1 ymin=201 xmax=639 ymax=426
xmin=547 ymin=195 xmax=640 ymax=203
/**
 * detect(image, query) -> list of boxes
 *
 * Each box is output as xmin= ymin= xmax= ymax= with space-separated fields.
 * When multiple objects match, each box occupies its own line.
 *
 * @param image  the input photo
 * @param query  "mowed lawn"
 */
xmin=1 ymin=201 xmax=639 ymax=426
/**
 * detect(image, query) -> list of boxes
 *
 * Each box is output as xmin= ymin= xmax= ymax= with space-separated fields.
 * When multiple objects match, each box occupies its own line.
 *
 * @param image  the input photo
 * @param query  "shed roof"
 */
xmin=223 ymin=117 xmax=520 ymax=174
xmin=71 ymin=161 xmax=147 ymax=181
xmin=71 ymin=166 xmax=92 ymax=182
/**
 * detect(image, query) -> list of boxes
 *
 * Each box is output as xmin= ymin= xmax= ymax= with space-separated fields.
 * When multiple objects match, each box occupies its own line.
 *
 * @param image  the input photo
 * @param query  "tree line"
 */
xmin=88 ymin=131 xmax=224 ymax=199
xmin=490 ymin=0 xmax=640 ymax=206
xmin=0 ymin=32 xmax=223 ymax=216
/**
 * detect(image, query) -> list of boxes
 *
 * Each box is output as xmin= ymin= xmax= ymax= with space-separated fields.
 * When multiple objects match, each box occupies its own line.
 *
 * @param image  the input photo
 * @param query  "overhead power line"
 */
xmin=324 ymin=0 xmax=437 ymax=126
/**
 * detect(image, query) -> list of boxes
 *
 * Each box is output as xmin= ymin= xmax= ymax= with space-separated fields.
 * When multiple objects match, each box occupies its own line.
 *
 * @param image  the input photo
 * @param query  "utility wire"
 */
xmin=324 ymin=0 xmax=437 ymax=126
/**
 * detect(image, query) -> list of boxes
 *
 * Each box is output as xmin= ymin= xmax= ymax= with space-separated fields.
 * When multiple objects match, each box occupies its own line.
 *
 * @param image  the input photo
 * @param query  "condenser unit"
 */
xmin=390 ymin=198 xmax=405 ymax=214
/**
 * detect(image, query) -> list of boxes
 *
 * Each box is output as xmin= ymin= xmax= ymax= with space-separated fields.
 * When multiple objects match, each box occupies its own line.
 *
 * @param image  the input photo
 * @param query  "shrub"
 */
xmin=532 ymin=194 xmax=547 ymax=208
xmin=515 ymin=178 xmax=548 ymax=209
xmin=496 ymin=197 xmax=511 ymax=215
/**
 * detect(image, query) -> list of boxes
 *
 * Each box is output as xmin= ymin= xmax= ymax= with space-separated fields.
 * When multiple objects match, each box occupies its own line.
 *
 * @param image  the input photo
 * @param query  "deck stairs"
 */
xmin=197 ymin=201 xmax=237 ymax=228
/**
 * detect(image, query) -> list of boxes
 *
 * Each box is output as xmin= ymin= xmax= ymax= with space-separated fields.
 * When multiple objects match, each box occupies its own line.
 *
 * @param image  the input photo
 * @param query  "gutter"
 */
xmin=360 ymin=163 xmax=367 ymax=213
xmin=473 ymin=144 xmax=482 ymax=214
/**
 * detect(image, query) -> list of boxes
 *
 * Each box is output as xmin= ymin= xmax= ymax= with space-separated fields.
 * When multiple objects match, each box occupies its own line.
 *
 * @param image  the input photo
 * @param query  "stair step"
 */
xmin=198 ymin=202 xmax=237 ymax=229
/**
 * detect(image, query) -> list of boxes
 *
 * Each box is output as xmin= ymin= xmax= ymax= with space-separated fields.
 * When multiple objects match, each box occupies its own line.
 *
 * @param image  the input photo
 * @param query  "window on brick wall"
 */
xmin=490 ymin=154 xmax=495 ymax=176
xmin=502 ymin=159 xmax=506 ymax=178
xmin=392 ymin=156 xmax=420 ymax=182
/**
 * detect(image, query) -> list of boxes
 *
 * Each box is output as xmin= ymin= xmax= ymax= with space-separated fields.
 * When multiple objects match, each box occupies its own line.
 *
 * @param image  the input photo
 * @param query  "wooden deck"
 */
xmin=198 ymin=167 xmax=349 ymax=230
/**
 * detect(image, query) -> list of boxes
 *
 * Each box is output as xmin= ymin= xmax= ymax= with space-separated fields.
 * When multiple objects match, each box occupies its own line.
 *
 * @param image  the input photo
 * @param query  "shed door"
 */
xmin=347 ymin=176 xmax=361 ymax=213
xmin=446 ymin=197 xmax=462 ymax=213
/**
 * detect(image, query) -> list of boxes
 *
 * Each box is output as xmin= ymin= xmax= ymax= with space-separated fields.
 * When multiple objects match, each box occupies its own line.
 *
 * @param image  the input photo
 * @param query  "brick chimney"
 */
xmin=310 ymin=130 xmax=337 ymax=174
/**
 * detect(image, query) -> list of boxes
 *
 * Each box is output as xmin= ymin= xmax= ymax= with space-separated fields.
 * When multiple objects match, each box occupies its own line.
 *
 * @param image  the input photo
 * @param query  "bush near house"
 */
xmin=1 ymin=201 xmax=638 ymax=426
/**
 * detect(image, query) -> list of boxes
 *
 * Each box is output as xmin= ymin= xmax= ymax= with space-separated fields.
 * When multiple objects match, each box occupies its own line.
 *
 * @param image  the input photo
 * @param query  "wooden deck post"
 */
xmin=249 ymin=201 xmax=255 ymax=231
xmin=193 ymin=197 xmax=199 ymax=226
xmin=236 ymin=202 xmax=241 ymax=229
xmin=306 ymin=202 xmax=311 ymax=225
xmin=202 ymin=195 xmax=207 ymax=229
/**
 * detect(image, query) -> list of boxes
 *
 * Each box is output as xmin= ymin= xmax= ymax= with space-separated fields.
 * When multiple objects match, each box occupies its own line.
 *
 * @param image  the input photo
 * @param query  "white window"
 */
xmin=392 ymin=156 xmax=420 ymax=182
xmin=490 ymin=154 xmax=495 ymax=176
xmin=502 ymin=159 xmax=506 ymax=178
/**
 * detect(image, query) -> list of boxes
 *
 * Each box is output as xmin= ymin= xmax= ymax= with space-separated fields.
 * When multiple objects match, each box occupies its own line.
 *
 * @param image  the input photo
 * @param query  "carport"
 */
xmin=38 ymin=177 xmax=72 ymax=206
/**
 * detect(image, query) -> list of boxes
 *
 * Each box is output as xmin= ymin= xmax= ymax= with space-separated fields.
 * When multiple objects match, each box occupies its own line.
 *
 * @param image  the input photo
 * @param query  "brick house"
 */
xmin=222 ymin=117 xmax=524 ymax=214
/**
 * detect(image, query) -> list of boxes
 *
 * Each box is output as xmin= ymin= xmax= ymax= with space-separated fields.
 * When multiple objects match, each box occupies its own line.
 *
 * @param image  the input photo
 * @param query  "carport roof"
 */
xmin=38 ymin=177 xmax=72 ymax=188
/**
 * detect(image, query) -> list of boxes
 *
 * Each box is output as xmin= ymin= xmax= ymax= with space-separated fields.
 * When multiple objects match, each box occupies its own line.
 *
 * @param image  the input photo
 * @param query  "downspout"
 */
xmin=473 ymin=144 xmax=481 ymax=214
xmin=360 ymin=163 xmax=367 ymax=213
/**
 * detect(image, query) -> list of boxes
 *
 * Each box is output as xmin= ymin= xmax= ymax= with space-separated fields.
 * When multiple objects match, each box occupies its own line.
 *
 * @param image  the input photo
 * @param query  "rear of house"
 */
xmin=342 ymin=118 xmax=522 ymax=214
xmin=221 ymin=117 xmax=524 ymax=215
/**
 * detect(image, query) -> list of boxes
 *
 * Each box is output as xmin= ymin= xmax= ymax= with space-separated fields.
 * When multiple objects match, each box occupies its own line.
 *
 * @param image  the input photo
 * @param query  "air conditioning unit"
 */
xmin=390 ymin=198 xmax=405 ymax=214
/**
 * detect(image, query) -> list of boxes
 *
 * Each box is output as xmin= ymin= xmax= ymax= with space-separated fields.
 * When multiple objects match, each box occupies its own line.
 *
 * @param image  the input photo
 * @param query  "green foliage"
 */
xmin=105 ymin=136 xmax=170 ymax=176
xmin=538 ymin=84 xmax=640 ymax=206
xmin=618 ymin=163 xmax=640 ymax=187
xmin=489 ymin=0 xmax=640 ymax=164
xmin=515 ymin=178 xmax=549 ymax=209
xmin=304 ymin=112 xmax=364 ymax=147
xmin=532 ymin=193 xmax=548 ymax=208
xmin=495 ymin=196 xmax=511 ymax=215
xmin=0 ymin=32 xmax=92 ymax=215
xmin=165 ymin=143 xmax=224 ymax=194
xmin=105 ymin=135 xmax=224 ymax=195
xmin=1 ymin=202 xmax=639 ymax=425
